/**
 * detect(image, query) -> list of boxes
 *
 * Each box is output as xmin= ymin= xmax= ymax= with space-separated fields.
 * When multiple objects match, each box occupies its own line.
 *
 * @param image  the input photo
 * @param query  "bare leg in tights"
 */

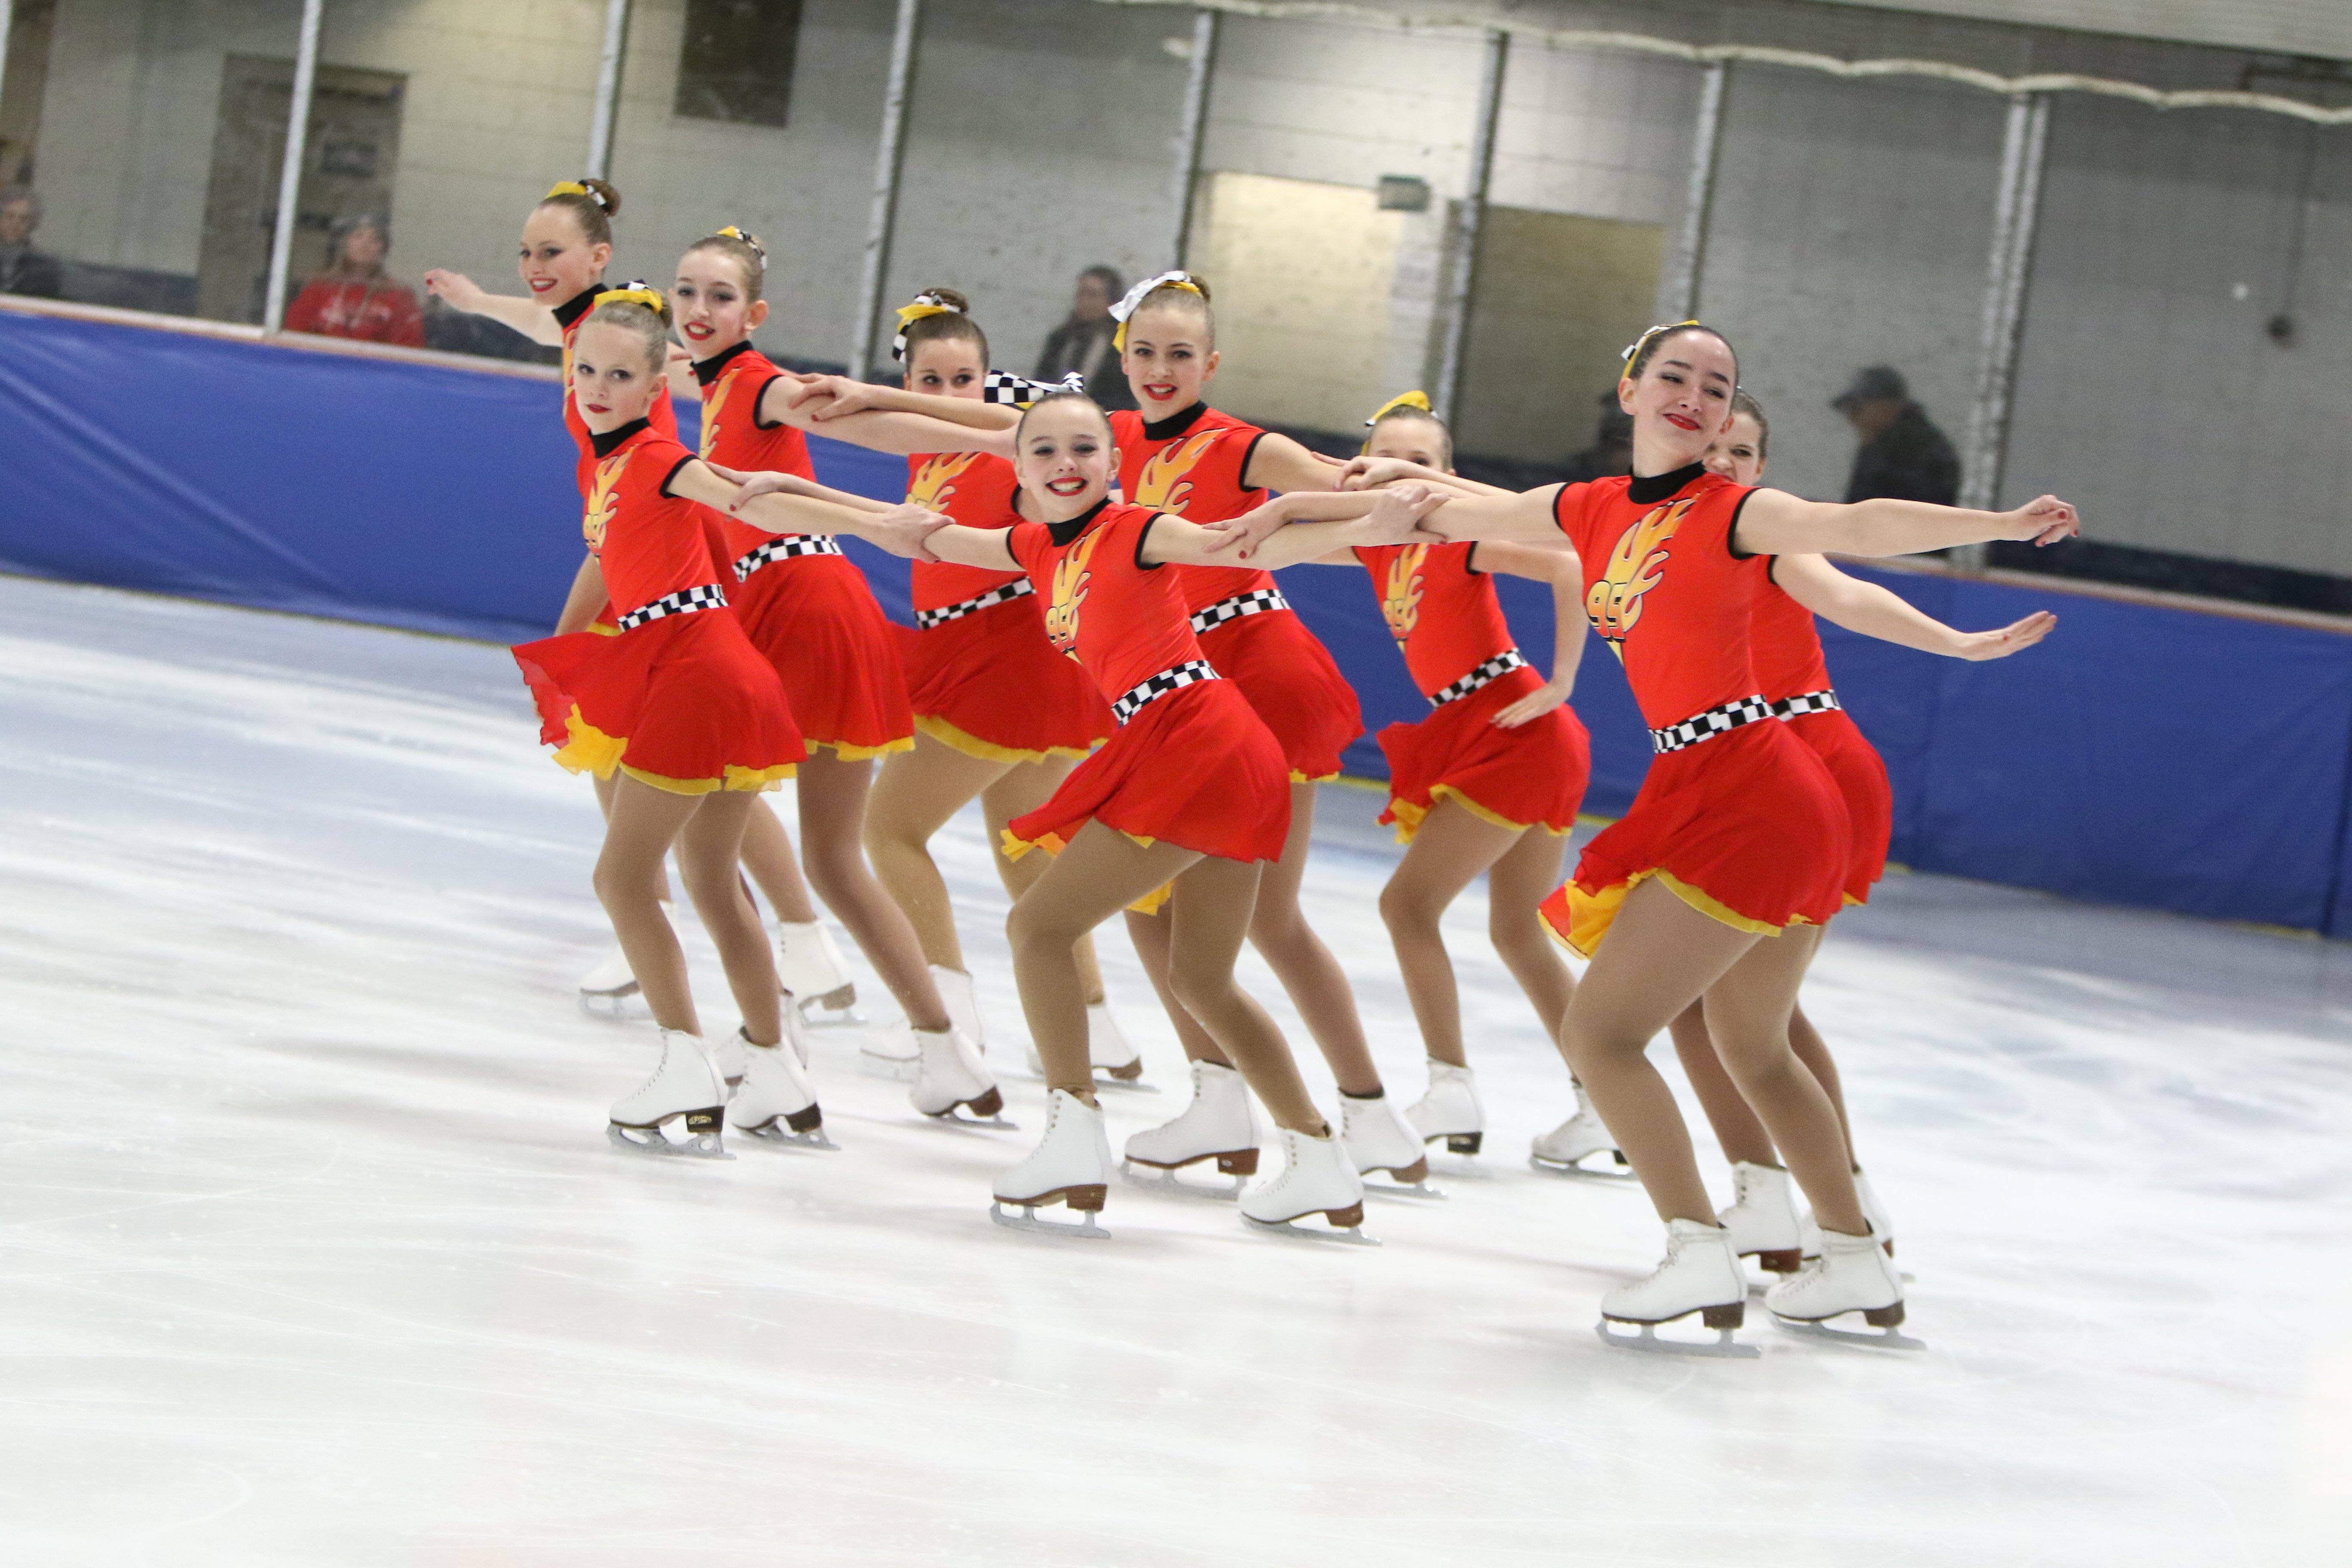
xmin=594 ymin=776 xmax=782 ymax=1047
xmin=1667 ymin=925 xmax=1858 ymax=1168
xmin=781 ymin=748 xmax=951 ymax=1032
xmin=1561 ymin=878 xmax=1865 ymax=1236
xmin=1004 ymin=821 xmax=1327 ymax=1132
xmin=1126 ymin=781 xmax=1381 ymax=1095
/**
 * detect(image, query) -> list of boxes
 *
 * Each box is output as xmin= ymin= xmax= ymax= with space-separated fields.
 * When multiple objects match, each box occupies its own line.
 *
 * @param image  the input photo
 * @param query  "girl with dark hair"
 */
xmin=1219 ymin=322 xmax=2078 ymax=1350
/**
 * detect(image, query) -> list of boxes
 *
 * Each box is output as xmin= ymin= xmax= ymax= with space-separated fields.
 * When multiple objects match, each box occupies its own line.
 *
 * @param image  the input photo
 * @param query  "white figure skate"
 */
xmin=578 ymin=945 xmax=638 ymax=1015
xmin=711 ymin=1030 xmax=748 ymax=1091
xmin=1799 ymin=1168 xmax=1898 ymax=1263
xmin=1404 ymin=1060 xmax=1484 ymax=1156
xmin=933 ymin=965 xmax=986 ymax=1047
xmin=1596 ymin=1218 xmax=1756 ymax=1358
xmin=1087 ymin=1002 xmax=1153 ymax=1090
xmin=991 ymin=1088 xmax=1112 ymax=1238
xmin=607 ymin=1028 xmax=730 ymax=1159
xmin=1528 ymin=1080 xmax=1633 ymax=1182
xmin=1241 ymin=1127 xmax=1375 ymax=1244
xmin=1767 ymin=1225 xmax=1919 ymax=1349
xmin=727 ymin=1030 xmax=835 ymax=1150
xmin=1122 ymin=1060 xmax=1258 ymax=1198
xmin=910 ymin=1026 xmax=1010 ymax=1125
xmin=1341 ymin=1092 xmax=1442 ymax=1199
xmin=778 ymin=919 xmax=863 ymax=1028
xmin=1719 ymin=1161 xmax=1804 ymax=1275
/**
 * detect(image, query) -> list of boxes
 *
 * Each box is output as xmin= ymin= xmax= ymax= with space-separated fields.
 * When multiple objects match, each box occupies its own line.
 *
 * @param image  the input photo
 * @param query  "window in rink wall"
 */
xmin=674 ymin=0 xmax=802 ymax=129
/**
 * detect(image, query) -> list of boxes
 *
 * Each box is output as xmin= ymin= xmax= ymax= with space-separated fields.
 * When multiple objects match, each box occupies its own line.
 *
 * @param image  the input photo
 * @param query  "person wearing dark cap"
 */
xmin=1033 ymin=265 xmax=1136 ymax=410
xmin=1833 ymin=365 xmax=1959 ymax=506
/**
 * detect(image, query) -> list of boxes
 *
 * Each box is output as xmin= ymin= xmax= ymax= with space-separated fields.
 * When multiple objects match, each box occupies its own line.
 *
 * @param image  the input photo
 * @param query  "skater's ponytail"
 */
xmin=1110 ymin=270 xmax=1213 ymax=352
xmin=540 ymin=178 xmax=623 ymax=247
xmin=687 ymin=226 xmax=769 ymax=301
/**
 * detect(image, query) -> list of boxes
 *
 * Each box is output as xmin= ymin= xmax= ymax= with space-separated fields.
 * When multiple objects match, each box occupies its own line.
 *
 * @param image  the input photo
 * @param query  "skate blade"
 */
xmin=577 ymin=986 xmax=639 ymax=1018
xmin=989 ymin=1200 xmax=1110 ymax=1240
xmin=920 ymin=1100 xmax=1017 ymax=1130
xmin=742 ymin=1122 xmax=840 ymax=1152
xmin=1120 ymin=1158 xmax=1246 ymax=1201
xmin=1772 ymin=1314 xmax=1926 ymax=1352
xmin=1241 ymin=1213 xmax=1380 ymax=1246
xmin=1360 ymin=1176 xmax=1447 ymax=1201
xmin=1528 ymin=1153 xmax=1639 ymax=1185
xmin=799 ymin=1004 xmax=868 ymax=1030
xmin=1594 ymin=1319 xmax=1759 ymax=1359
xmin=605 ymin=1122 xmax=732 ymax=1161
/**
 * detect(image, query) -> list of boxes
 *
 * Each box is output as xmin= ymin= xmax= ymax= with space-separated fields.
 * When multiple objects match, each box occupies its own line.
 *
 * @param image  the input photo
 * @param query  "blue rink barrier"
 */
xmin=4 ymin=303 xmax=2350 ymax=934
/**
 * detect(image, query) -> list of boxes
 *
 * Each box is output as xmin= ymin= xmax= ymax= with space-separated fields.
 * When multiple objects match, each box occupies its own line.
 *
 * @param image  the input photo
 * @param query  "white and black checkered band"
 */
xmin=615 ymin=582 xmax=728 ymax=632
xmin=914 ymin=578 xmax=1036 ymax=629
xmin=732 ymin=534 xmax=845 ymax=582
xmin=1774 ymin=688 xmax=1843 ymax=720
xmin=982 ymin=369 xmax=1085 ymax=407
xmin=1428 ymin=648 xmax=1529 ymax=709
xmin=1649 ymin=694 xmax=1776 ymax=754
xmin=1188 ymin=588 xmax=1291 ymax=634
xmin=1111 ymin=659 xmax=1219 ymax=725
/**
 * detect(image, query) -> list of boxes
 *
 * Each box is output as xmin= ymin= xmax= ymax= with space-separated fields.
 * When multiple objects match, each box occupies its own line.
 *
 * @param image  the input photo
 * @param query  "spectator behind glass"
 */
xmin=0 ymin=187 xmax=64 ymax=300
xmin=1834 ymin=364 xmax=1960 ymax=505
xmin=1033 ymin=264 xmax=1136 ymax=410
xmin=283 ymin=215 xmax=425 ymax=346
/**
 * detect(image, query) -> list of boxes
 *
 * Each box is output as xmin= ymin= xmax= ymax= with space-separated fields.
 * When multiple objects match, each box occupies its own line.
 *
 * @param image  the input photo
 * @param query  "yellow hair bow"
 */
xmin=1365 ymin=389 xmax=1433 ymax=427
xmin=595 ymin=283 xmax=666 ymax=313
xmin=715 ymin=225 xmax=767 ymax=264
xmin=545 ymin=180 xmax=589 ymax=199
xmin=1109 ymin=271 xmax=1206 ymax=351
xmin=1621 ymin=319 xmax=1701 ymax=365
xmin=891 ymin=291 xmax=964 ymax=361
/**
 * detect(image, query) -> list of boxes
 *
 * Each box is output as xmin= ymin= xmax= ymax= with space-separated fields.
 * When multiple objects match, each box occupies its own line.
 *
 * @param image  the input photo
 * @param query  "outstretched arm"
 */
xmin=1474 ymin=540 xmax=1589 ymax=726
xmin=752 ymin=377 xmax=1015 ymax=457
xmin=1336 ymin=455 xmax=1516 ymax=499
xmin=703 ymin=463 xmax=900 ymax=516
xmin=1238 ymin=431 xmax=1348 ymax=495
xmin=1733 ymin=488 xmax=2079 ymax=559
xmin=667 ymin=458 xmax=898 ymax=539
xmin=554 ymin=553 xmax=609 ymax=634
xmin=780 ymin=375 xmax=1023 ymax=432
xmin=1774 ymin=554 xmax=2057 ymax=660
xmin=422 ymin=270 xmax=564 ymax=346
xmin=1147 ymin=487 xmax=1443 ymax=570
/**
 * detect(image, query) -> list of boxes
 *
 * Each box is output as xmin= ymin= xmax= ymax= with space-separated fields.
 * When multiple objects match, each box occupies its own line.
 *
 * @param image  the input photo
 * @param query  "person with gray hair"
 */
xmin=283 ymin=214 xmax=424 ymax=345
xmin=0 ymin=187 xmax=64 ymax=300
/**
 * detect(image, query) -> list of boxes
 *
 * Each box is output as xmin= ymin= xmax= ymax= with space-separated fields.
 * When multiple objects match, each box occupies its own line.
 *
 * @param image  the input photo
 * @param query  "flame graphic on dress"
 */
xmin=1131 ymin=429 xmax=1224 ymax=514
xmin=697 ymin=375 xmax=734 ymax=460
xmin=1041 ymin=528 xmax=1103 ymax=658
xmin=582 ymin=450 xmax=629 ymax=553
xmin=909 ymin=451 xmax=980 ymax=511
xmin=1585 ymin=498 xmax=1691 ymax=656
xmin=1381 ymin=544 xmax=1428 ymax=642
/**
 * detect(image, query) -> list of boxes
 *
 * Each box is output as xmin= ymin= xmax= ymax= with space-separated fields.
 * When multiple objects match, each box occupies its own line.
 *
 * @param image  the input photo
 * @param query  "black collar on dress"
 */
xmin=1047 ymin=497 xmax=1112 ymax=547
xmin=1140 ymin=401 xmax=1210 ymax=442
xmin=692 ymin=338 xmax=755 ymax=387
xmin=1626 ymin=461 xmax=1709 ymax=505
xmin=589 ymin=417 xmax=650 ymax=458
xmin=552 ymin=286 xmax=602 ymax=331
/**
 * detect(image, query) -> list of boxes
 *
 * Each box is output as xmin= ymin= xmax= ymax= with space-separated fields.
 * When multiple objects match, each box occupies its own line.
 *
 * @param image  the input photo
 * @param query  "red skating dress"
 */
xmin=1538 ymin=464 xmax=1850 ymax=956
xmin=898 ymin=448 xmax=1114 ymax=763
xmin=554 ymin=285 xmax=683 ymax=638
xmin=1355 ymin=541 xmax=1591 ymax=843
xmin=1753 ymin=565 xmax=1893 ymax=905
xmin=999 ymin=499 xmax=1290 ymax=878
xmin=695 ymin=340 xmax=915 ymax=760
xmin=1110 ymin=404 xmax=1363 ymax=782
xmin=512 ymin=419 xmax=804 ymax=793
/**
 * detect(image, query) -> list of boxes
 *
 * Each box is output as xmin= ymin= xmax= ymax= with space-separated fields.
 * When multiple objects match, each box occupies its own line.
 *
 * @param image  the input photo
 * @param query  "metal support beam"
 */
xmin=585 ymin=0 xmax=633 ymax=181
xmin=1167 ymin=8 xmax=1219 ymax=267
xmin=849 ymin=0 xmax=922 ymax=380
xmin=262 ymin=0 xmax=324 ymax=332
xmin=1433 ymin=29 xmax=1507 ymax=424
xmin=1657 ymin=61 xmax=1727 ymax=322
xmin=0 ymin=1 xmax=18 ymax=138
xmin=1957 ymin=91 xmax=2052 ymax=549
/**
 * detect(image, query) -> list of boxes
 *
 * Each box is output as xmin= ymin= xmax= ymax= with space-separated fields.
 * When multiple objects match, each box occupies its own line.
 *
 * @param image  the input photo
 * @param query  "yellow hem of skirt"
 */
xmin=917 ymin=713 xmax=1096 ymax=766
xmin=1553 ymin=868 xmax=1804 ymax=958
xmin=807 ymin=734 xmax=916 ymax=762
xmin=1001 ymin=825 xmax=1170 ymax=913
xmin=1386 ymin=784 xmax=1573 ymax=846
xmin=548 ymin=707 xmax=794 ymax=794
xmin=1289 ymin=769 xmax=1341 ymax=784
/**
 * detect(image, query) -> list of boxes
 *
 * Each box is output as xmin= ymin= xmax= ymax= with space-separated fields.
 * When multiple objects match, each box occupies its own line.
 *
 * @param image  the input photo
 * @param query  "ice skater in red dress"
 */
xmin=664 ymin=233 xmax=1009 ymax=1121
xmin=1274 ymin=393 xmax=1595 ymax=1190
xmin=1672 ymin=390 xmax=2056 ymax=1274
xmin=733 ymin=392 xmax=1441 ymax=1237
xmin=510 ymin=294 xmax=935 ymax=1157
xmin=1226 ymin=322 xmax=2079 ymax=1348
xmin=423 ymin=183 xmax=835 ymax=1012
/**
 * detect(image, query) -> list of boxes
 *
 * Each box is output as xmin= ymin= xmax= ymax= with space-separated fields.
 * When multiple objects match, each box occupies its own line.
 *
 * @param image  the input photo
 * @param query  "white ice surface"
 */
xmin=1 ymin=573 xmax=2349 ymax=1566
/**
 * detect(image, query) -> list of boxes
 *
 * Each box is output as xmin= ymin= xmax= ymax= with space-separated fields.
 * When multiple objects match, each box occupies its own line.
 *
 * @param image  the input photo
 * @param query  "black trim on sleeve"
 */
xmin=1046 ymin=496 xmax=1112 ymax=547
xmin=691 ymin=338 xmax=754 ymax=388
xmin=1139 ymin=401 xmax=1211 ymax=443
xmin=589 ymin=417 xmax=651 ymax=458
xmin=1764 ymin=551 xmax=1785 ymax=585
xmin=1236 ymin=429 xmax=1272 ymax=493
xmin=1134 ymin=514 xmax=1165 ymax=572
xmin=1464 ymin=541 xmax=1485 ymax=576
xmin=1550 ymin=481 xmax=1579 ymax=537
xmin=1626 ymin=461 xmax=1709 ymax=505
xmin=656 ymin=451 xmax=698 ymax=499
xmin=551 ymin=287 xmax=601 ymax=332
xmin=748 ymin=371 xmax=791 ymax=429
xmin=1727 ymin=488 xmax=1763 ymax=561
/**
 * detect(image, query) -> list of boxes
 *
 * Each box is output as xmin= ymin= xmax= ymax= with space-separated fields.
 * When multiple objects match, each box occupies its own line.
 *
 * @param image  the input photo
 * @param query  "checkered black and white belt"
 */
xmin=1188 ymin=588 xmax=1290 ymax=635
xmin=1649 ymin=694 xmax=1776 ymax=754
xmin=1111 ymin=659 xmax=1219 ymax=726
xmin=732 ymin=534 xmax=844 ymax=582
xmin=915 ymin=579 xmax=1035 ymax=629
xmin=615 ymin=583 xmax=728 ymax=633
xmin=1429 ymin=649 xmax=1528 ymax=709
xmin=1774 ymin=688 xmax=1842 ymax=720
